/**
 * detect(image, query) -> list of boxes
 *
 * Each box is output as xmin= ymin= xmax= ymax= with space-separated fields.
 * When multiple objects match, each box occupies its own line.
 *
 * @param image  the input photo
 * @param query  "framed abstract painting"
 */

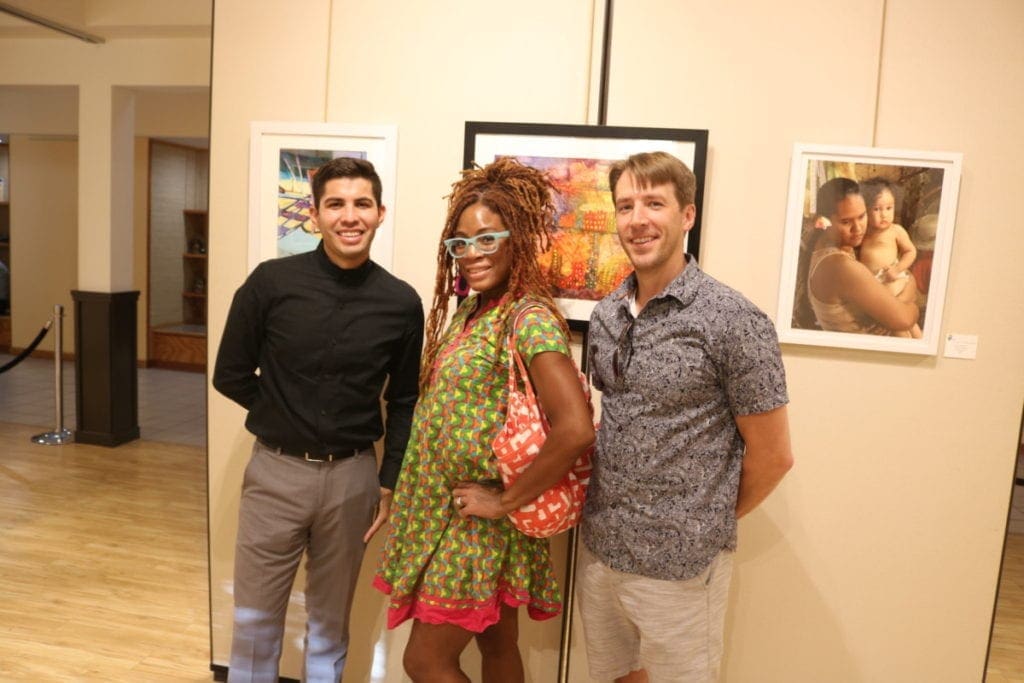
xmin=464 ymin=122 xmax=708 ymax=329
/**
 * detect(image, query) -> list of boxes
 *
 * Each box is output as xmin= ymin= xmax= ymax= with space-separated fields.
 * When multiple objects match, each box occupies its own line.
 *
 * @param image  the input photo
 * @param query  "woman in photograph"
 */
xmin=374 ymin=157 xmax=594 ymax=682
xmin=807 ymin=177 xmax=920 ymax=336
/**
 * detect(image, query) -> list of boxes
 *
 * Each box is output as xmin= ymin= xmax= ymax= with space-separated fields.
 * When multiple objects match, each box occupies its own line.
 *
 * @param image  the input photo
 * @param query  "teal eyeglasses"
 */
xmin=443 ymin=231 xmax=511 ymax=259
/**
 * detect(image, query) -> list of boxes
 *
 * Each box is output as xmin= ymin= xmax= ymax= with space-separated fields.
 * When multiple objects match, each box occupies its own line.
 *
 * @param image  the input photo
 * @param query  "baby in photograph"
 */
xmin=858 ymin=177 xmax=922 ymax=338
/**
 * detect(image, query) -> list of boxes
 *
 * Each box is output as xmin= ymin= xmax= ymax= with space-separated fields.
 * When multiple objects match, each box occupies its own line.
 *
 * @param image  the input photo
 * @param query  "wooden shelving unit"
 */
xmin=181 ymin=209 xmax=208 ymax=326
xmin=149 ymin=209 xmax=207 ymax=371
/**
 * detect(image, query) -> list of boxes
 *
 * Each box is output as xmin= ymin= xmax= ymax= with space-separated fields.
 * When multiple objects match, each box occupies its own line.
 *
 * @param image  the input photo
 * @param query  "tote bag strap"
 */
xmin=504 ymin=303 xmax=548 ymax=401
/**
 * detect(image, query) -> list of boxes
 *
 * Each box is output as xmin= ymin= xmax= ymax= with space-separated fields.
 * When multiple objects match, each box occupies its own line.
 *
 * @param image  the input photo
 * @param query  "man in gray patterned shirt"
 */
xmin=577 ymin=151 xmax=793 ymax=682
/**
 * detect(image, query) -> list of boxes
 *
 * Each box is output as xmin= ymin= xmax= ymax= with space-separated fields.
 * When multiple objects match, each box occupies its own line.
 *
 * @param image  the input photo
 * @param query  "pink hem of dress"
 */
xmin=373 ymin=575 xmax=561 ymax=633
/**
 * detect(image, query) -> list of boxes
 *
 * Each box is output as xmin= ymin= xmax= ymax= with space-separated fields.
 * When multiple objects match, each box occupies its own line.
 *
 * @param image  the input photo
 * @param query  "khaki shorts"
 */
xmin=576 ymin=543 xmax=733 ymax=682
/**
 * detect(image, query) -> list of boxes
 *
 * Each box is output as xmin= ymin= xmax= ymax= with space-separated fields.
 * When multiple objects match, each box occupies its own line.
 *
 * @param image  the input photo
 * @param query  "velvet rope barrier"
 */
xmin=0 ymin=319 xmax=51 ymax=374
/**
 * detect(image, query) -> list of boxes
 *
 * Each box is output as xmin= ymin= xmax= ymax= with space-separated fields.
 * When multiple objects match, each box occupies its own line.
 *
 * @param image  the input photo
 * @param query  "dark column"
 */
xmin=71 ymin=290 xmax=140 ymax=446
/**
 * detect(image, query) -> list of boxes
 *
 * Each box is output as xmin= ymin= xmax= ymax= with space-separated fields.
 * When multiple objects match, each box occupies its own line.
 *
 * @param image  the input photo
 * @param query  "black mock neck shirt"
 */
xmin=213 ymin=244 xmax=423 ymax=489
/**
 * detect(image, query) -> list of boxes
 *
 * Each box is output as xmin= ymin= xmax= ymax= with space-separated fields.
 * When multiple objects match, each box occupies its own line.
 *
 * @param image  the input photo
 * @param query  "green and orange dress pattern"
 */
xmin=373 ymin=294 xmax=570 ymax=632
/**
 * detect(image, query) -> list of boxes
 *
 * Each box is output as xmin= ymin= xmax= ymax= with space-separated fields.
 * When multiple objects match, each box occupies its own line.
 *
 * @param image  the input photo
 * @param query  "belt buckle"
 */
xmin=304 ymin=452 xmax=334 ymax=463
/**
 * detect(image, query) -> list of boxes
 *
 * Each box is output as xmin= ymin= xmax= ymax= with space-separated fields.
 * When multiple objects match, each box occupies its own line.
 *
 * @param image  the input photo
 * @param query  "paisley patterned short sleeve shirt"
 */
xmin=582 ymin=257 xmax=788 ymax=581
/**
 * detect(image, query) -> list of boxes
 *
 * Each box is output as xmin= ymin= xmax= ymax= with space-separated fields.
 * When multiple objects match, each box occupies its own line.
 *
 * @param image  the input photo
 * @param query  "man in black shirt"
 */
xmin=213 ymin=157 xmax=423 ymax=682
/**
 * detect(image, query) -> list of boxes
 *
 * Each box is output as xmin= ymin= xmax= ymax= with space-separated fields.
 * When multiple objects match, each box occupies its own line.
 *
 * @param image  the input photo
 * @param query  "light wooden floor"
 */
xmin=1 ymin=417 xmax=1022 ymax=681
xmin=0 ymin=421 xmax=211 ymax=681
xmin=989 ymin=532 xmax=1024 ymax=682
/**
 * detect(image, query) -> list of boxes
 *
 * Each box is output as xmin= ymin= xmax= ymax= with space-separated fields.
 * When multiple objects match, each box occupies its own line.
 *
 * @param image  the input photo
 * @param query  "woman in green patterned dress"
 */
xmin=374 ymin=158 xmax=595 ymax=681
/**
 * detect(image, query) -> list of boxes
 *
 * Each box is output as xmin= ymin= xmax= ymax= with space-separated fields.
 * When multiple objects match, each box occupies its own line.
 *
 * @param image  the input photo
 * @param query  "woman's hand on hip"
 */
xmin=452 ymin=480 xmax=508 ymax=519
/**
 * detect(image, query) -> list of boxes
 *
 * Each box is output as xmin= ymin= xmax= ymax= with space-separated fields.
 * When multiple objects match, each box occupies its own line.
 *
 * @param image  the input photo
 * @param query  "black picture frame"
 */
xmin=464 ymin=121 xmax=709 ymax=330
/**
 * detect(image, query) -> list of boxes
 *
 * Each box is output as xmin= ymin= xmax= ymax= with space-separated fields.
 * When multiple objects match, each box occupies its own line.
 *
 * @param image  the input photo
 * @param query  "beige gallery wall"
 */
xmin=606 ymin=1 xmax=1024 ymax=681
xmin=206 ymin=0 xmax=333 ymax=672
xmin=207 ymin=0 xmax=1024 ymax=681
xmin=0 ymin=87 xmax=80 ymax=353
xmin=326 ymin=1 xmax=597 ymax=678
xmin=8 ymin=136 xmax=79 ymax=354
xmin=206 ymin=0 xmax=598 ymax=678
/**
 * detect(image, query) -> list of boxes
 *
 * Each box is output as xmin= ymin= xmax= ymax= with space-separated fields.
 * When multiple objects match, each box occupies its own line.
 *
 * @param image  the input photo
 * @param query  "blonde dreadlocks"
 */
xmin=419 ymin=157 xmax=569 ymax=392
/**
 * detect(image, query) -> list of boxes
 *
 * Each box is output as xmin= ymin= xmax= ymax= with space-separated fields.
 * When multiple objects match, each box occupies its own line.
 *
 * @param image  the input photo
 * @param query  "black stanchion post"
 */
xmin=32 ymin=303 xmax=72 ymax=445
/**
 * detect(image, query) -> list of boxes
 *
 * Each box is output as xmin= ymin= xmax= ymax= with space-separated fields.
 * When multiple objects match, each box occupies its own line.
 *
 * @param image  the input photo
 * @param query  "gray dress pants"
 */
xmin=228 ymin=440 xmax=379 ymax=683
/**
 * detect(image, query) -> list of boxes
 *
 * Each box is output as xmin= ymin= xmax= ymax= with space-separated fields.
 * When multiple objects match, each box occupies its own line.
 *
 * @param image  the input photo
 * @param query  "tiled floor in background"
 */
xmin=0 ymin=353 xmax=206 ymax=447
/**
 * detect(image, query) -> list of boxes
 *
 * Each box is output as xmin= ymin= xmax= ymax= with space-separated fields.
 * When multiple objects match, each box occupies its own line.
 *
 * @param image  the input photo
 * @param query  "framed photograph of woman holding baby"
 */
xmin=776 ymin=143 xmax=963 ymax=355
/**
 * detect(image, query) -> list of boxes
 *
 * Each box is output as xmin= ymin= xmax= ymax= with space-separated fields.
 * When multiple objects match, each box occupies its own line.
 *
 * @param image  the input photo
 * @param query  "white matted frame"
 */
xmin=465 ymin=122 xmax=708 ymax=330
xmin=776 ymin=143 xmax=962 ymax=355
xmin=248 ymin=122 xmax=398 ymax=272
